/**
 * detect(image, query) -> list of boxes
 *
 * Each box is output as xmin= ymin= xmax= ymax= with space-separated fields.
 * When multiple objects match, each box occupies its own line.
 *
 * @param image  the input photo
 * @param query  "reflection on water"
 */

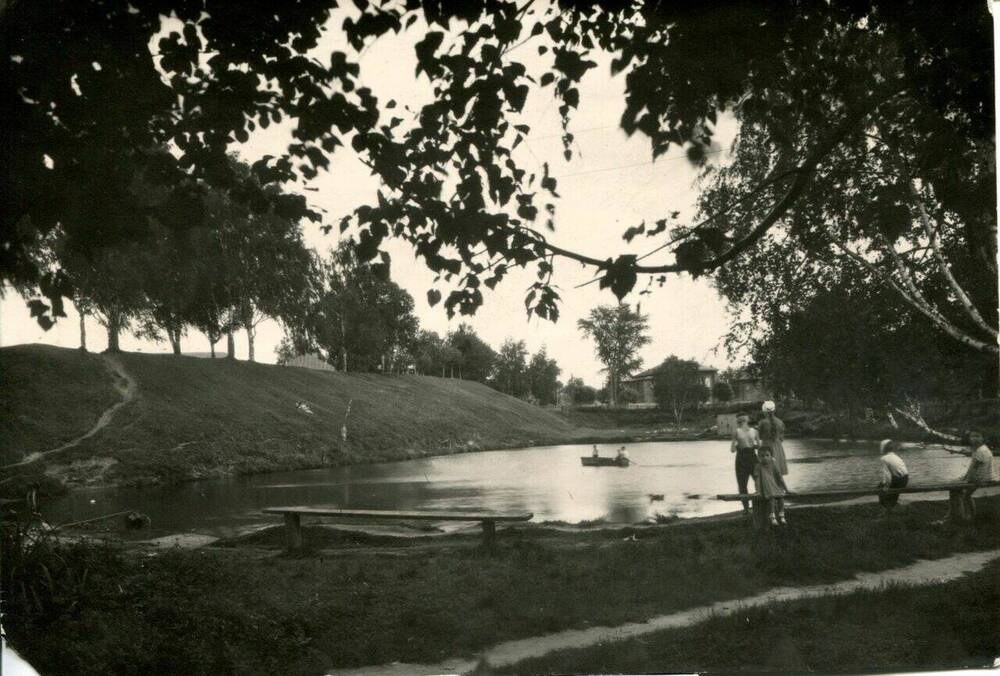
xmin=43 ymin=439 xmax=976 ymax=537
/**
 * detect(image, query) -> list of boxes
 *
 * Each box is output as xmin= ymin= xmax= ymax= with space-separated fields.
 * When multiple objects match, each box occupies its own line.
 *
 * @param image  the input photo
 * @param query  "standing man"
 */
xmin=758 ymin=401 xmax=788 ymax=476
xmin=731 ymin=413 xmax=760 ymax=514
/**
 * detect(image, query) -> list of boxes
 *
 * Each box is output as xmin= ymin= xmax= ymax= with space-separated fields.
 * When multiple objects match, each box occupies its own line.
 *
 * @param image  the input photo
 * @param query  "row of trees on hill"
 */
xmin=18 ymin=157 xmax=317 ymax=361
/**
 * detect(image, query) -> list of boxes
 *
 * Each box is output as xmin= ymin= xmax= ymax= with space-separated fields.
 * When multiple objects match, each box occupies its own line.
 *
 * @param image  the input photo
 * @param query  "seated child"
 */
xmin=878 ymin=439 xmax=909 ymax=513
xmin=961 ymin=430 xmax=996 ymax=519
xmin=753 ymin=446 xmax=789 ymax=526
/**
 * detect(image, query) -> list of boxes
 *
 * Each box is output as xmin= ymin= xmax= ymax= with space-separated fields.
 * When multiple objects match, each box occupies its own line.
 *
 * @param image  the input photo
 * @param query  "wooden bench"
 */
xmin=717 ymin=481 xmax=1000 ymax=529
xmin=263 ymin=507 xmax=533 ymax=550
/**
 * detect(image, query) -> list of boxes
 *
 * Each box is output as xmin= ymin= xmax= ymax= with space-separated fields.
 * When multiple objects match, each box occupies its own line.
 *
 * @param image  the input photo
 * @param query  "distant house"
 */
xmin=621 ymin=363 xmax=718 ymax=406
xmin=282 ymin=353 xmax=336 ymax=372
xmin=729 ymin=373 xmax=771 ymax=403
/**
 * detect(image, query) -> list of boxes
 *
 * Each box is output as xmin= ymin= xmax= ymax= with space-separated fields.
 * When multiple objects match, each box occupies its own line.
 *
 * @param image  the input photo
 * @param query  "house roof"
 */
xmin=623 ymin=362 xmax=718 ymax=382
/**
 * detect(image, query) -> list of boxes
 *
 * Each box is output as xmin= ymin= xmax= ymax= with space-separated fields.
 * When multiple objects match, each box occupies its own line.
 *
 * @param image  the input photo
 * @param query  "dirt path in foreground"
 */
xmin=326 ymin=547 xmax=1000 ymax=676
xmin=5 ymin=353 xmax=137 ymax=468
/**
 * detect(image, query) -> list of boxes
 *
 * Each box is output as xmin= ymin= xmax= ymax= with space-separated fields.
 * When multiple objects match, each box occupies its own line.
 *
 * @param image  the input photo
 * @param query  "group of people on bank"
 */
xmin=731 ymin=401 xmax=789 ymax=525
xmin=731 ymin=403 xmax=996 ymax=525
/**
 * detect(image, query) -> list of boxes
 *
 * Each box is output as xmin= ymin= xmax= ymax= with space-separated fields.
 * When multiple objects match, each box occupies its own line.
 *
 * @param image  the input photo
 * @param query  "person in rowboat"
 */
xmin=592 ymin=445 xmax=600 ymax=458
xmin=616 ymin=446 xmax=630 ymax=465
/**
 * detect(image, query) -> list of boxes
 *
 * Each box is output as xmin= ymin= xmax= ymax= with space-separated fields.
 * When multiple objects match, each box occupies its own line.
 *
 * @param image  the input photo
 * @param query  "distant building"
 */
xmin=728 ymin=373 xmax=771 ymax=403
xmin=717 ymin=413 xmax=739 ymax=437
xmin=282 ymin=353 xmax=336 ymax=372
xmin=621 ymin=363 xmax=718 ymax=406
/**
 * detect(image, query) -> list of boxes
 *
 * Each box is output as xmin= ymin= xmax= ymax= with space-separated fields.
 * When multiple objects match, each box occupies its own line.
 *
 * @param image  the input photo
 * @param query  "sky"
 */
xmin=0 ymin=8 xmax=739 ymax=387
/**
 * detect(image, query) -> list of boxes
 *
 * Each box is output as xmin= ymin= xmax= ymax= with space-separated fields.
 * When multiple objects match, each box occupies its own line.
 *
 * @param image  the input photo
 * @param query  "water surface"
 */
xmin=44 ymin=439 xmax=977 ymax=538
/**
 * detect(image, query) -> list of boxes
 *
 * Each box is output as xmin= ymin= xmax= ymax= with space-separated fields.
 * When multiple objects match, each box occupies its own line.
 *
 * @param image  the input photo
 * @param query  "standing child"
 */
xmin=754 ymin=447 xmax=789 ymax=526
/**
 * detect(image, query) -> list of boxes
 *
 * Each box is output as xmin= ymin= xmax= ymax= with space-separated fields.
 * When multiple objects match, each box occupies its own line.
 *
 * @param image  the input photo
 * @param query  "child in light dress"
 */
xmin=754 ymin=446 xmax=789 ymax=526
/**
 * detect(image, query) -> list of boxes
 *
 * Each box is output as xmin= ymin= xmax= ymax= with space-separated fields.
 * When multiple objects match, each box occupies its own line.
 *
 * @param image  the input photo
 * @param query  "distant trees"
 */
xmin=411 ymin=330 xmax=451 ymax=376
xmin=652 ymin=357 xmax=710 ymax=423
xmin=289 ymin=242 xmax=418 ymax=373
xmin=493 ymin=338 xmax=528 ymax=397
xmin=577 ymin=304 xmax=651 ymax=406
xmin=712 ymin=381 xmax=734 ymax=403
xmin=527 ymin=347 xmax=561 ymax=405
xmin=409 ymin=328 xmax=558 ymax=403
xmin=447 ymin=324 xmax=497 ymax=383
xmin=746 ymin=284 xmax=997 ymax=414
xmin=562 ymin=377 xmax=597 ymax=405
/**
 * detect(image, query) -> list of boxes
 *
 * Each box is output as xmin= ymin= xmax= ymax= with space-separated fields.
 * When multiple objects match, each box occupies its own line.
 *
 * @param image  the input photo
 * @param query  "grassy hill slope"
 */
xmin=1 ymin=345 xmax=575 ymax=488
xmin=1 ymin=345 xmax=120 ymax=465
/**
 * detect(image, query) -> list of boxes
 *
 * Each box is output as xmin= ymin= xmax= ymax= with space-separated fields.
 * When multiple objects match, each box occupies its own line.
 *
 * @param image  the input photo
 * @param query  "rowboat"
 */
xmin=581 ymin=456 xmax=630 ymax=467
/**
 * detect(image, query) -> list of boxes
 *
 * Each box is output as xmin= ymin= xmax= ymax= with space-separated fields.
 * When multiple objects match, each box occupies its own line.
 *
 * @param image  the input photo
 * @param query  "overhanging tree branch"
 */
xmin=907 ymin=181 xmax=998 ymax=340
xmin=524 ymin=104 xmax=872 ymax=276
xmin=824 ymin=225 xmax=998 ymax=355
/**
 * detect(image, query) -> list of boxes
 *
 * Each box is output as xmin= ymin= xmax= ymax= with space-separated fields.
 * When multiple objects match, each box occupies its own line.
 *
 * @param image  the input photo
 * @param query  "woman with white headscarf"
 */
xmin=758 ymin=401 xmax=788 ymax=475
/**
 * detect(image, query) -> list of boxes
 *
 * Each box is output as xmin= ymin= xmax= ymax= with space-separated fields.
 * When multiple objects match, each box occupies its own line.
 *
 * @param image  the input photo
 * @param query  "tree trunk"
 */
xmin=105 ymin=313 xmax=121 ymax=353
xmin=340 ymin=316 xmax=347 ymax=372
xmin=78 ymin=310 xmax=87 ymax=351
xmin=245 ymin=323 xmax=255 ymax=362
xmin=226 ymin=325 xmax=235 ymax=359
xmin=168 ymin=327 xmax=181 ymax=355
xmin=209 ymin=338 xmax=216 ymax=358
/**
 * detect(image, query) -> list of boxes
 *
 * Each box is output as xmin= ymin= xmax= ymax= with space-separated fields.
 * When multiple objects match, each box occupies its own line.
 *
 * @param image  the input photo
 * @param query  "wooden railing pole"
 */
xmin=481 ymin=519 xmax=496 ymax=546
xmin=284 ymin=513 xmax=303 ymax=550
xmin=752 ymin=497 xmax=768 ymax=531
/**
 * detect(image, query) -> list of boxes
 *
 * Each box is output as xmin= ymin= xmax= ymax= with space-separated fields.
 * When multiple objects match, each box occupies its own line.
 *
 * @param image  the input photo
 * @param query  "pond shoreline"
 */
xmin=24 ymin=427 xmax=957 ymax=499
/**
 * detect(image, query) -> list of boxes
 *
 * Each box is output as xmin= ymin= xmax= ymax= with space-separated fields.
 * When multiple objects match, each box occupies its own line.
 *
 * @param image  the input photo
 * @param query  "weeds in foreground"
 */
xmin=5 ymin=497 xmax=1000 ymax=676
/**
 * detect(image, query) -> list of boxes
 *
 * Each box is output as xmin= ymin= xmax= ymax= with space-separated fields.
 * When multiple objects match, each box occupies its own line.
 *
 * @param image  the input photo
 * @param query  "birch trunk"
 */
xmin=78 ymin=311 xmax=87 ymax=351
xmin=168 ymin=328 xmax=181 ymax=355
xmin=245 ymin=322 xmax=255 ymax=362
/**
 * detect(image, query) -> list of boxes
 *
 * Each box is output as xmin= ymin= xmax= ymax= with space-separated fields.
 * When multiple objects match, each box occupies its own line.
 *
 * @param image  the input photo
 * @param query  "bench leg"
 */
xmin=948 ymin=489 xmax=963 ymax=524
xmin=751 ymin=497 xmax=769 ymax=531
xmin=284 ymin=513 xmax=303 ymax=550
xmin=481 ymin=520 xmax=496 ymax=546
xmin=949 ymin=488 xmax=975 ymax=523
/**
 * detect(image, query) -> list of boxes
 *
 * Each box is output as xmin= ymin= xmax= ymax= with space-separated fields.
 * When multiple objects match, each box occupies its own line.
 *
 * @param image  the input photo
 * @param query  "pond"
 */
xmin=43 ymin=438 xmax=978 ymax=538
